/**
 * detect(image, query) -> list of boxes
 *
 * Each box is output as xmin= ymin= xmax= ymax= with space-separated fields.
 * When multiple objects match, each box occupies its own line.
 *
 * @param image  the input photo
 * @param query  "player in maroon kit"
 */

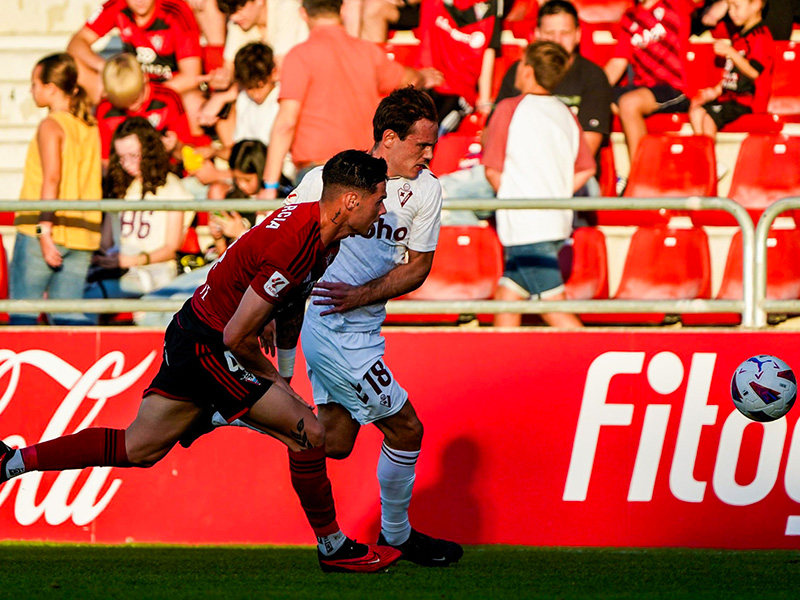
xmin=0 ymin=150 xmax=401 ymax=573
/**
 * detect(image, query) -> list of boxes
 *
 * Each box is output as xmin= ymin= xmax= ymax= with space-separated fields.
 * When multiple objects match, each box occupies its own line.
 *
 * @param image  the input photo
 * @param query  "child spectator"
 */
xmin=689 ymin=0 xmax=774 ymax=138
xmin=68 ymin=0 xmax=205 ymax=134
xmin=604 ymin=0 xmax=693 ymax=161
xmin=9 ymin=53 xmax=103 ymax=326
xmin=416 ymin=0 xmax=505 ymax=131
xmin=482 ymin=41 xmax=595 ymax=328
xmin=84 ymin=117 xmax=193 ymax=321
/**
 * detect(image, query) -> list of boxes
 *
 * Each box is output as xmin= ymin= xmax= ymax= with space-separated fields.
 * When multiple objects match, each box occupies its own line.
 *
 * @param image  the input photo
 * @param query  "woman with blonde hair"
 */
xmin=10 ymin=52 xmax=102 ymax=325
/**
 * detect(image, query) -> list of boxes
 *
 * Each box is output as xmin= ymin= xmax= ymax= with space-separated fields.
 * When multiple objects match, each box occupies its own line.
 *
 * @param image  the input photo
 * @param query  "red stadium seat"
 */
xmin=597 ymin=135 xmax=716 ymax=226
xmin=694 ymin=134 xmax=800 ymax=227
xmin=683 ymin=229 xmax=800 ymax=325
xmin=768 ymin=41 xmax=800 ymax=117
xmin=503 ymin=0 xmax=537 ymax=40
xmin=385 ymin=225 xmax=503 ymax=324
xmin=0 ymin=213 xmax=13 ymax=226
xmin=685 ymin=42 xmax=724 ymax=97
xmin=456 ymin=113 xmax=487 ymax=136
xmin=579 ymin=21 xmax=621 ymax=67
xmin=597 ymin=145 xmax=617 ymax=197
xmin=583 ymin=226 xmax=711 ymax=325
xmin=561 ymin=227 xmax=609 ymax=300
xmin=429 ymin=133 xmax=482 ymax=176
xmin=611 ymin=112 xmax=687 ymax=133
xmin=719 ymin=113 xmax=783 ymax=133
xmin=384 ymin=41 xmax=421 ymax=68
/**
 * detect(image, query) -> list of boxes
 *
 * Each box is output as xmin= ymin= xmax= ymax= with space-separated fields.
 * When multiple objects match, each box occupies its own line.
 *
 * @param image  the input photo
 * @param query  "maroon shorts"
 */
xmin=144 ymin=305 xmax=272 ymax=422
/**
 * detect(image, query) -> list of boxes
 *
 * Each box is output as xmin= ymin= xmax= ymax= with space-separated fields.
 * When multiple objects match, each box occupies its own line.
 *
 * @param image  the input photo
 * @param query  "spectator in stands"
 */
xmin=482 ymin=41 xmax=595 ymax=328
xmin=689 ymin=0 xmax=774 ymax=138
xmin=495 ymin=0 xmax=612 ymax=194
xmin=85 ymin=117 xmax=192 ymax=323
xmin=350 ymin=0 xmax=422 ymax=43
xmin=9 ymin=53 xmax=103 ymax=326
xmin=68 ymin=0 xmax=205 ymax=135
xmin=692 ymin=0 xmax=799 ymax=40
xmin=260 ymin=0 xmax=442 ymax=197
xmin=604 ymin=0 xmax=692 ymax=161
xmin=416 ymin=0 xmax=505 ymax=132
xmin=188 ymin=0 xmax=228 ymax=72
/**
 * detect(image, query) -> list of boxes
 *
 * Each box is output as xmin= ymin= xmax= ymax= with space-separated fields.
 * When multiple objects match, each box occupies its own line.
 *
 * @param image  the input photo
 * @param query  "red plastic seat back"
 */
xmin=717 ymin=229 xmax=800 ymax=301
xmin=561 ymin=227 xmax=609 ymax=300
xmin=768 ymin=41 xmax=800 ymax=116
xmin=429 ymin=134 xmax=481 ymax=176
xmin=405 ymin=225 xmax=503 ymax=301
xmin=626 ymin=135 xmax=717 ymax=198
xmin=615 ymin=226 xmax=711 ymax=300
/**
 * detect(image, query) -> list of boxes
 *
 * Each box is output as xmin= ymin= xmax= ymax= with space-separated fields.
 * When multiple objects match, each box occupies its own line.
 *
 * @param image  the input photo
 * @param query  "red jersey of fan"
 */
xmin=96 ymin=82 xmax=193 ymax=158
xmin=718 ymin=21 xmax=774 ymax=111
xmin=191 ymin=202 xmax=339 ymax=333
xmin=415 ymin=0 xmax=503 ymax=104
xmin=86 ymin=0 xmax=201 ymax=83
xmin=615 ymin=0 xmax=691 ymax=91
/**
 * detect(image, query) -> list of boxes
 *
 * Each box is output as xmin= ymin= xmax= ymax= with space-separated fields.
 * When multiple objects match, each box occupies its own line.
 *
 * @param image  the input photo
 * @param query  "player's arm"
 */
xmin=311 ymin=249 xmax=435 ymax=315
xmin=67 ymin=26 xmax=104 ymax=73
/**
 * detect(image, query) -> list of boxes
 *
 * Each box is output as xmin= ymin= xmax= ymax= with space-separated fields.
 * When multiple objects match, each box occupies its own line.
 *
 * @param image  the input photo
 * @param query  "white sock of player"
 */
xmin=377 ymin=442 xmax=419 ymax=546
xmin=317 ymin=530 xmax=347 ymax=556
xmin=3 ymin=450 xmax=25 ymax=479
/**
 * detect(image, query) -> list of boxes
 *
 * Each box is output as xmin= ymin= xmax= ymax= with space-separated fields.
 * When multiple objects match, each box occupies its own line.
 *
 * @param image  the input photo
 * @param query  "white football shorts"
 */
xmin=301 ymin=320 xmax=408 ymax=425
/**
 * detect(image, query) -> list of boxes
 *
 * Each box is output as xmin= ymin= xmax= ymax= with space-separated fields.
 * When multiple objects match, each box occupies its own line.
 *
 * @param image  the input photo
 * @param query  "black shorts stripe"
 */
xmin=199 ymin=354 xmax=247 ymax=400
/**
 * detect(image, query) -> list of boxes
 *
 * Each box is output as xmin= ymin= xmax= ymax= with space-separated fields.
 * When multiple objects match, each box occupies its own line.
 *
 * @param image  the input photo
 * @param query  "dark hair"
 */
xmin=523 ymin=41 xmax=570 ymax=92
xmin=537 ymin=0 xmax=579 ymax=28
xmin=234 ymin=43 xmax=275 ymax=89
xmin=217 ymin=0 xmax=250 ymax=15
xmin=107 ymin=116 xmax=171 ymax=199
xmin=372 ymin=86 xmax=438 ymax=144
xmin=36 ymin=52 xmax=95 ymax=125
xmin=229 ymin=139 xmax=267 ymax=176
xmin=322 ymin=150 xmax=387 ymax=198
xmin=302 ymin=0 xmax=342 ymax=18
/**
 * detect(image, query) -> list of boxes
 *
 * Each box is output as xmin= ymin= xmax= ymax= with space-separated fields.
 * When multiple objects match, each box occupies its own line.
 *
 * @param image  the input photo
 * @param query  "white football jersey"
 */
xmin=287 ymin=166 xmax=442 ymax=332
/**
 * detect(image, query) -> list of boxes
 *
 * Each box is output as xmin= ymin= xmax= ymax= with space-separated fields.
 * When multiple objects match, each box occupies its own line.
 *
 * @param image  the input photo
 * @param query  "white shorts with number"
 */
xmin=301 ymin=319 xmax=408 ymax=425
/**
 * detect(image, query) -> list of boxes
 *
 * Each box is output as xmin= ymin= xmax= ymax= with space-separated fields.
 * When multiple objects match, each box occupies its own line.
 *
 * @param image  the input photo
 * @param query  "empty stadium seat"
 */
xmin=503 ymin=0 xmax=538 ymax=40
xmin=694 ymin=134 xmax=800 ymax=227
xmin=682 ymin=229 xmax=800 ymax=325
xmin=685 ymin=42 xmax=724 ymax=97
xmin=596 ymin=135 xmax=716 ymax=226
xmin=384 ymin=225 xmax=503 ymax=324
xmin=583 ymin=226 xmax=711 ymax=325
xmin=768 ymin=41 xmax=800 ymax=117
xmin=560 ymin=227 xmax=609 ymax=300
xmin=384 ymin=41 xmax=421 ymax=68
xmin=429 ymin=133 xmax=482 ymax=176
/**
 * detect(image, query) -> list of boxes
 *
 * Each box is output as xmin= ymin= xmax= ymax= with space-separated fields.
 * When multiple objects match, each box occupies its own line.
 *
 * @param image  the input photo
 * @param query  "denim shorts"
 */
xmin=499 ymin=240 xmax=566 ymax=299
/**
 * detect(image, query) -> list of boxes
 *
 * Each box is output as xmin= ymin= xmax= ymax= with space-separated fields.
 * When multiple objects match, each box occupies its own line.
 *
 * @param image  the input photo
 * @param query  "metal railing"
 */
xmin=0 ymin=196 xmax=761 ymax=326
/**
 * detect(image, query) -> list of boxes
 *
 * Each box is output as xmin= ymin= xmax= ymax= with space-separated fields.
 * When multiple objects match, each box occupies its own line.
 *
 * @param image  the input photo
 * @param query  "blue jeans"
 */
xmin=8 ymin=232 xmax=94 ymax=325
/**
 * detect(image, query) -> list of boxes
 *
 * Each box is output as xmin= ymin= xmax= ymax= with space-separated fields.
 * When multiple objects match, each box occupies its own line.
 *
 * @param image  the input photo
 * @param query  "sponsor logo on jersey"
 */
xmin=398 ymin=183 xmax=413 ymax=207
xmin=264 ymin=271 xmax=290 ymax=298
xmin=434 ymin=15 xmax=487 ymax=50
xmin=364 ymin=217 xmax=408 ymax=242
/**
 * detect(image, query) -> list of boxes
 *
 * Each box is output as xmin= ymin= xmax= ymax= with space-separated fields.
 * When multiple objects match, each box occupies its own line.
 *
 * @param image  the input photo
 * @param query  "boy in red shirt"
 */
xmin=689 ymin=0 xmax=774 ymax=137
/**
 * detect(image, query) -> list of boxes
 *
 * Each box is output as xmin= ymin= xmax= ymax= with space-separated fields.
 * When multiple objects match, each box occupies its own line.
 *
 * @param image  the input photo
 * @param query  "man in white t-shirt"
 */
xmin=482 ymin=41 xmax=596 ymax=328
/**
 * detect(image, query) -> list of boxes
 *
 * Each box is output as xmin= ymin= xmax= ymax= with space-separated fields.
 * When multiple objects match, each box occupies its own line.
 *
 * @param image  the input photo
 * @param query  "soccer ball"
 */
xmin=730 ymin=355 xmax=797 ymax=422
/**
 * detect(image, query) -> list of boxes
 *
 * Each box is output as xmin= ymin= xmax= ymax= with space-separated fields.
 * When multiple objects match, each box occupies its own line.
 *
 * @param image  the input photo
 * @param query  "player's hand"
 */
xmin=40 ymin=235 xmax=63 ymax=269
xmin=311 ymin=281 xmax=366 ymax=315
xmin=275 ymin=376 xmax=315 ymax=411
xmin=259 ymin=320 xmax=277 ymax=357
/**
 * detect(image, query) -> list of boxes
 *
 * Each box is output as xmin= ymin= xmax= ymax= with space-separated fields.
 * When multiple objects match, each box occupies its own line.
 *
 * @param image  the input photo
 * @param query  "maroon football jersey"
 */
xmin=191 ymin=202 xmax=339 ymax=333
xmin=87 ymin=0 xmax=201 ymax=82
xmin=96 ymin=82 xmax=193 ymax=158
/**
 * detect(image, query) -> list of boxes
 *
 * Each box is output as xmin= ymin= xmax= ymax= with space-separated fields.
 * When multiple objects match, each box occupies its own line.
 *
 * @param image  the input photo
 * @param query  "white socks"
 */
xmin=377 ymin=442 xmax=419 ymax=546
xmin=212 ymin=412 xmax=262 ymax=434
xmin=3 ymin=450 xmax=25 ymax=480
xmin=317 ymin=529 xmax=347 ymax=556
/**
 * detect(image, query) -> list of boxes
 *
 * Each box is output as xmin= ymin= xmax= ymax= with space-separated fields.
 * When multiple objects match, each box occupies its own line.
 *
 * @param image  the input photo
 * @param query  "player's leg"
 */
xmin=240 ymin=383 xmax=400 ymax=573
xmin=317 ymin=403 xmax=361 ymax=460
xmin=617 ymin=87 xmax=658 ymax=160
xmin=0 ymin=393 xmax=202 ymax=483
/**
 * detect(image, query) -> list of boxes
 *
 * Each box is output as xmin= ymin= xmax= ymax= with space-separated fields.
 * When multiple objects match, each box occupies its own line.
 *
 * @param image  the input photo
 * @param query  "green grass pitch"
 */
xmin=1 ymin=543 xmax=799 ymax=599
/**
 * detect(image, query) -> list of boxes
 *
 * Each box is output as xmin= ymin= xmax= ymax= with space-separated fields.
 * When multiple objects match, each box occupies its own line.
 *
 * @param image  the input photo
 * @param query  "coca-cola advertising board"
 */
xmin=1 ymin=328 xmax=799 ymax=548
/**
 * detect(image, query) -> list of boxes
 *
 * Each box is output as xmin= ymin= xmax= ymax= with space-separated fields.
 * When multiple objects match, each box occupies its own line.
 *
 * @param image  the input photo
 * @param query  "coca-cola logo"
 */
xmin=564 ymin=351 xmax=800 ymax=534
xmin=0 ymin=349 xmax=156 ymax=527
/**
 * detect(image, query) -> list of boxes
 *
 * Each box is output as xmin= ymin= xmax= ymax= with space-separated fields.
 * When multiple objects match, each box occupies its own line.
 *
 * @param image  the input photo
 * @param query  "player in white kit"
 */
xmin=289 ymin=87 xmax=462 ymax=566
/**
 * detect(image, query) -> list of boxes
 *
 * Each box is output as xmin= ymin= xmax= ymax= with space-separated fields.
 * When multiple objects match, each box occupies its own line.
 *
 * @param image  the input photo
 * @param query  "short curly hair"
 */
xmin=234 ymin=43 xmax=275 ymax=89
xmin=106 ymin=116 xmax=171 ymax=199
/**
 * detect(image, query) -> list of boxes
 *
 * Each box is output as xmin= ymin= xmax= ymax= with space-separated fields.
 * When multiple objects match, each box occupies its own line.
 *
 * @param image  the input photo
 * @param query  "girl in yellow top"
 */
xmin=9 ymin=53 xmax=102 ymax=325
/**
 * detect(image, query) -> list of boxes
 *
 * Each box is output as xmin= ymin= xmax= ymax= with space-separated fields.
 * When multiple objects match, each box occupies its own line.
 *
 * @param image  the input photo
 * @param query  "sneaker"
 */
xmin=178 ymin=412 xmax=217 ymax=448
xmin=0 ymin=440 xmax=13 ymax=484
xmin=318 ymin=537 xmax=401 ymax=573
xmin=378 ymin=529 xmax=463 ymax=567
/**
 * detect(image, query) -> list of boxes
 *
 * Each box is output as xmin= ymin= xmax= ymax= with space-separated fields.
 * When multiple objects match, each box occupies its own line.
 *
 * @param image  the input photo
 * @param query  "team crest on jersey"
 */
xmin=240 ymin=370 xmax=260 ymax=385
xmin=653 ymin=6 xmax=665 ymax=21
xmin=380 ymin=394 xmax=392 ymax=408
xmin=147 ymin=113 xmax=162 ymax=129
xmin=151 ymin=35 xmax=163 ymax=52
xmin=264 ymin=271 xmax=290 ymax=298
xmin=398 ymin=183 xmax=413 ymax=207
